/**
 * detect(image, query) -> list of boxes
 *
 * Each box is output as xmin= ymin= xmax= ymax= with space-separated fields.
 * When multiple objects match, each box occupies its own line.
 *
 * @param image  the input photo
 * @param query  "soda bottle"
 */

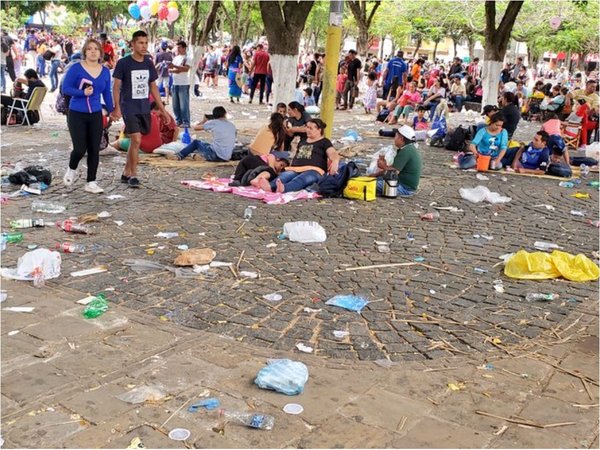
xmin=3 ymin=232 xmax=24 ymax=243
xmin=525 ymin=293 xmax=559 ymax=302
xmin=55 ymin=243 xmax=86 ymax=253
xmin=57 ymin=220 xmax=91 ymax=235
xmin=182 ymin=127 xmax=192 ymax=145
xmin=10 ymin=219 xmax=45 ymax=228
xmin=83 ymin=294 xmax=108 ymax=319
xmin=221 ymin=410 xmax=274 ymax=430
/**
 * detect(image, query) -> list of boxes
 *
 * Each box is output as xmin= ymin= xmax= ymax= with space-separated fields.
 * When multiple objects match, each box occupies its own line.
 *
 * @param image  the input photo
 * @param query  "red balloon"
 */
xmin=158 ymin=5 xmax=168 ymax=19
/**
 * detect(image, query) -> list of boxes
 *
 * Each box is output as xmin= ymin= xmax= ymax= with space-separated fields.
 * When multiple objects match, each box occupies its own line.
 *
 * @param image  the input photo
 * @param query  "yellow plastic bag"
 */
xmin=505 ymin=250 xmax=599 ymax=282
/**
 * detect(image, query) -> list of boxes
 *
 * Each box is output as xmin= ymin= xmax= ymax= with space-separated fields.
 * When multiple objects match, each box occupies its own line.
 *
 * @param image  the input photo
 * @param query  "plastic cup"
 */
xmin=168 ymin=428 xmax=190 ymax=441
xmin=476 ymin=154 xmax=491 ymax=172
xmin=283 ymin=403 xmax=304 ymax=415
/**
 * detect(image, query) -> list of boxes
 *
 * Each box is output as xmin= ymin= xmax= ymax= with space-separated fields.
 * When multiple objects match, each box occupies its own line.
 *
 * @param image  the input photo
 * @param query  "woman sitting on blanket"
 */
xmin=110 ymin=100 xmax=178 ymax=153
xmin=256 ymin=118 xmax=340 ymax=194
xmin=229 ymin=151 xmax=290 ymax=187
xmin=249 ymin=113 xmax=287 ymax=156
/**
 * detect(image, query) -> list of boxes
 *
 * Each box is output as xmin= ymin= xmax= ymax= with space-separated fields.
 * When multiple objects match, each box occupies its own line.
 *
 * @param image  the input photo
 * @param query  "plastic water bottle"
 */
xmin=222 ymin=410 xmax=274 ymax=430
xmin=55 ymin=243 xmax=86 ymax=253
xmin=1 ymin=235 xmax=6 ymax=252
xmin=3 ymin=232 xmax=24 ymax=243
xmin=82 ymin=294 xmax=109 ymax=319
xmin=10 ymin=219 xmax=45 ymax=228
xmin=580 ymin=164 xmax=590 ymax=178
xmin=525 ymin=293 xmax=559 ymax=302
xmin=31 ymin=201 xmax=66 ymax=214
xmin=558 ymin=181 xmax=574 ymax=188
xmin=56 ymin=220 xmax=91 ymax=235
xmin=182 ymin=127 xmax=192 ymax=145
xmin=243 ymin=206 xmax=253 ymax=220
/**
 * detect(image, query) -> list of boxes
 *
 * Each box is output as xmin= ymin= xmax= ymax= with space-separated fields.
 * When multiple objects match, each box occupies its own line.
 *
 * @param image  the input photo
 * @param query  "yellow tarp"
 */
xmin=504 ymin=250 xmax=600 ymax=282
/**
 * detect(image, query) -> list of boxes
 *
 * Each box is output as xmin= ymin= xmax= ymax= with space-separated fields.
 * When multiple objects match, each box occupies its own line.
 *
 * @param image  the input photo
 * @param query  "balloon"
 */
xmin=167 ymin=1 xmax=178 ymax=8
xmin=136 ymin=0 xmax=144 ymax=6
xmin=159 ymin=0 xmax=168 ymax=4
xmin=158 ymin=5 xmax=169 ymax=20
xmin=140 ymin=5 xmax=151 ymax=20
xmin=167 ymin=6 xmax=179 ymax=22
xmin=139 ymin=0 xmax=149 ymax=6
xmin=549 ymin=16 xmax=561 ymax=30
xmin=128 ymin=3 xmax=141 ymax=20
xmin=149 ymin=0 xmax=159 ymax=15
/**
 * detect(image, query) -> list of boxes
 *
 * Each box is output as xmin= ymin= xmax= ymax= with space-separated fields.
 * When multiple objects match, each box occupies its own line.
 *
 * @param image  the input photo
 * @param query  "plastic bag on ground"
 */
xmin=459 ymin=186 xmax=512 ymax=204
xmin=1 ymin=248 xmax=61 ymax=281
xmin=282 ymin=221 xmax=327 ymax=243
xmin=116 ymin=385 xmax=167 ymax=404
xmin=504 ymin=250 xmax=599 ymax=282
xmin=325 ymin=294 xmax=369 ymax=312
xmin=254 ymin=359 xmax=309 ymax=396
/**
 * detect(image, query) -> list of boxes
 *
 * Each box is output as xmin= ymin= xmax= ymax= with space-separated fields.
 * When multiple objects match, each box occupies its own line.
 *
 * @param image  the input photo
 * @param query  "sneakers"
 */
xmin=128 ymin=177 xmax=140 ymax=188
xmin=120 ymin=174 xmax=130 ymax=183
xmin=63 ymin=168 xmax=78 ymax=186
xmin=84 ymin=181 xmax=104 ymax=194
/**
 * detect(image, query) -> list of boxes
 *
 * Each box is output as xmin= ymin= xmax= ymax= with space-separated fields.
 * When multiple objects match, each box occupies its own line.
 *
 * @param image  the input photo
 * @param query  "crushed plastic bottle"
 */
xmin=82 ymin=294 xmax=108 ymax=318
xmin=558 ymin=181 xmax=575 ymax=188
xmin=10 ymin=219 xmax=45 ymax=229
xmin=420 ymin=212 xmax=440 ymax=221
xmin=580 ymin=164 xmax=590 ymax=178
xmin=56 ymin=220 xmax=91 ymax=234
xmin=55 ymin=243 xmax=86 ymax=253
xmin=32 ymin=267 xmax=45 ymax=288
xmin=31 ymin=201 xmax=66 ymax=214
xmin=243 ymin=206 xmax=255 ymax=220
xmin=3 ymin=232 xmax=24 ymax=243
xmin=525 ymin=293 xmax=559 ymax=302
xmin=221 ymin=409 xmax=274 ymax=430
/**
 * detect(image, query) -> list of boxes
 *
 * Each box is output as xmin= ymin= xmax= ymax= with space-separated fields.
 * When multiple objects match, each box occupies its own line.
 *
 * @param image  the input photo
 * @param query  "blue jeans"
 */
xmin=49 ymin=59 xmax=60 ymax=90
xmin=500 ymin=147 xmax=519 ymax=167
xmin=177 ymin=140 xmax=226 ymax=161
xmin=458 ymin=153 xmax=477 ymax=169
xmin=428 ymin=100 xmax=440 ymax=118
xmin=452 ymin=95 xmax=464 ymax=111
xmin=376 ymin=178 xmax=415 ymax=196
xmin=269 ymin=170 xmax=321 ymax=193
xmin=0 ymin=64 xmax=5 ymax=94
xmin=37 ymin=55 xmax=46 ymax=77
xmin=172 ymin=85 xmax=190 ymax=126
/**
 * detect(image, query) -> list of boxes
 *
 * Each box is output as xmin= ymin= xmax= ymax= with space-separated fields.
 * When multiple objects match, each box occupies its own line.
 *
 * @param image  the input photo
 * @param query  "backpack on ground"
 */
xmin=376 ymin=108 xmax=389 ymax=122
xmin=444 ymin=125 xmax=469 ymax=152
xmin=311 ymin=161 xmax=359 ymax=197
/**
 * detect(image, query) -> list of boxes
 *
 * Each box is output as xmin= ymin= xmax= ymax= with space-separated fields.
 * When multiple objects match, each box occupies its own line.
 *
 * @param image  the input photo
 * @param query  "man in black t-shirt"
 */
xmin=1 ymin=68 xmax=45 ymax=108
xmin=342 ymin=49 xmax=362 ymax=110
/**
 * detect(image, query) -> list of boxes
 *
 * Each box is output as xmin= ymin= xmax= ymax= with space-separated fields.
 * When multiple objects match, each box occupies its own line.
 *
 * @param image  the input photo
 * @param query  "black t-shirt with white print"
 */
xmin=291 ymin=137 xmax=333 ymax=172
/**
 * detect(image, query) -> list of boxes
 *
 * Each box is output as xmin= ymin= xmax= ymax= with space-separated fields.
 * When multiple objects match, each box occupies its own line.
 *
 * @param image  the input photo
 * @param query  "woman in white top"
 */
xmin=48 ymin=37 xmax=63 ymax=92
xmin=423 ymin=78 xmax=446 ymax=118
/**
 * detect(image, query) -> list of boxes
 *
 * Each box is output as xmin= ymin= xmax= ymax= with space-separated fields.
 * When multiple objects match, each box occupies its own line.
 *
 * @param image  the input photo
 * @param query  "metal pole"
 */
xmin=321 ymin=0 xmax=343 ymax=140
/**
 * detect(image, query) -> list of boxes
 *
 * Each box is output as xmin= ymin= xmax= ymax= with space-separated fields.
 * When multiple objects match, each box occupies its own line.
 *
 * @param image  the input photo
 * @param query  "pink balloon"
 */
xmin=167 ymin=6 xmax=179 ymax=23
xmin=158 ymin=5 xmax=169 ymax=20
xmin=139 ymin=0 xmax=148 ymax=6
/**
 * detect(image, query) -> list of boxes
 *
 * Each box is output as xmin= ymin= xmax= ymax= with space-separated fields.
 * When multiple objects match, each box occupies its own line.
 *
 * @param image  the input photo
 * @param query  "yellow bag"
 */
xmin=504 ymin=250 xmax=600 ymax=282
xmin=343 ymin=176 xmax=377 ymax=201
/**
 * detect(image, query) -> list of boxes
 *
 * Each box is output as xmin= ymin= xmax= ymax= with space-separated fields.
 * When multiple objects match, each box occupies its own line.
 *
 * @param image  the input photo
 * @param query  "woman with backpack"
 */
xmin=61 ymin=38 xmax=114 ymax=194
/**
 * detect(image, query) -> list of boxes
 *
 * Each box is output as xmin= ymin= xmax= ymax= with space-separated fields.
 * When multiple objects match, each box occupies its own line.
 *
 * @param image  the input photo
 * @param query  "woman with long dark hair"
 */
xmin=249 ymin=112 xmax=288 ymax=155
xmin=227 ymin=45 xmax=243 ymax=103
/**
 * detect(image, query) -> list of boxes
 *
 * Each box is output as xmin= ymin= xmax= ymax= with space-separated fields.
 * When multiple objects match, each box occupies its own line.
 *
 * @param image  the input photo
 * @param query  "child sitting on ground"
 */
xmin=229 ymin=151 xmax=290 ymax=187
xmin=412 ymin=106 xmax=429 ymax=131
xmin=303 ymin=87 xmax=315 ymax=107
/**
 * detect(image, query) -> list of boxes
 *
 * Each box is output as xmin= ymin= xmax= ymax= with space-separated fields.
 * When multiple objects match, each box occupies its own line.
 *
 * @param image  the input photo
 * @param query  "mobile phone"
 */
xmin=205 ymin=114 xmax=214 ymax=120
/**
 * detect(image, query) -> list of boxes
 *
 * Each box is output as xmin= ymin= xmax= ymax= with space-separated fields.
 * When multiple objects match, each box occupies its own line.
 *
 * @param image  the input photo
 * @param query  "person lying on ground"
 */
xmin=111 ymin=100 xmax=178 ymax=153
xmin=256 ymin=118 xmax=340 ymax=194
xmin=229 ymin=151 xmax=290 ymax=187
xmin=504 ymin=130 xmax=550 ymax=174
xmin=460 ymin=113 xmax=508 ymax=170
xmin=370 ymin=125 xmax=422 ymax=196
xmin=167 ymin=106 xmax=236 ymax=161
xmin=542 ymin=112 xmax=570 ymax=166
xmin=249 ymin=112 xmax=287 ymax=156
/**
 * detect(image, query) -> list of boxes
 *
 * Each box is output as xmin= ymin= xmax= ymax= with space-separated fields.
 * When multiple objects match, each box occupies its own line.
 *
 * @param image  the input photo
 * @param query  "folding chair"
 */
xmin=7 ymin=86 xmax=47 ymax=126
xmin=562 ymin=122 xmax=582 ymax=149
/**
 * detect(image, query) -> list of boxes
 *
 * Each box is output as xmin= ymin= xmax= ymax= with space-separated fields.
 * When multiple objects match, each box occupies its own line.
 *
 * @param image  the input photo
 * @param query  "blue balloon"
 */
xmin=128 ymin=3 xmax=141 ymax=20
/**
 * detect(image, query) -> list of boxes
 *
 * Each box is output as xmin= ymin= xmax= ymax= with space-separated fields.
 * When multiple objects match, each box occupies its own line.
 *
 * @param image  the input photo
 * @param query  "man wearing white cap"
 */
xmin=373 ymin=125 xmax=422 ymax=196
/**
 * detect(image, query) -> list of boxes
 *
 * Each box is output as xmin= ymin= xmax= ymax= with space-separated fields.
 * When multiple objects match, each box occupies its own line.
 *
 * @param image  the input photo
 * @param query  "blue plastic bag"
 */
xmin=325 ymin=295 xmax=369 ymax=312
xmin=430 ymin=115 xmax=447 ymax=139
xmin=254 ymin=359 xmax=309 ymax=396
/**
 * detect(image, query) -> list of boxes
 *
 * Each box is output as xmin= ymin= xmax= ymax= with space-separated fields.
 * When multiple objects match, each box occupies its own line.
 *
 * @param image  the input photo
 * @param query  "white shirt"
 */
xmin=172 ymin=53 xmax=189 ymax=85
xmin=51 ymin=43 xmax=62 ymax=60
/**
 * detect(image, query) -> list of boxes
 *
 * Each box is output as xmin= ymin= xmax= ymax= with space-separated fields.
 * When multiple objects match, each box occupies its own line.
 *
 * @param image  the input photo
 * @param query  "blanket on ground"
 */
xmin=181 ymin=179 xmax=321 ymax=205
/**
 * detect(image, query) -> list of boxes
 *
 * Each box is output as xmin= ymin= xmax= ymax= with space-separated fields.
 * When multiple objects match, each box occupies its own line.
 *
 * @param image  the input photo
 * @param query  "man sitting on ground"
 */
xmin=167 ymin=106 xmax=236 ymax=161
xmin=371 ymin=125 xmax=422 ymax=196
xmin=503 ymin=130 xmax=550 ymax=174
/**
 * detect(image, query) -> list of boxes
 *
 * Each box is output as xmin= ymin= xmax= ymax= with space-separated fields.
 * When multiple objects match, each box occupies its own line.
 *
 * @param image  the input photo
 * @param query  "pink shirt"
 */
xmin=399 ymin=90 xmax=421 ymax=107
xmin=542 ymin=119 xmax=561 ymax=136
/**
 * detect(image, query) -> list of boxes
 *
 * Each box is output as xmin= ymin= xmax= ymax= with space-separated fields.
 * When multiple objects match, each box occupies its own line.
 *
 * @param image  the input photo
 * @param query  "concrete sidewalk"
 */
xmin=1 ymin=280 xmax=598 ymax=449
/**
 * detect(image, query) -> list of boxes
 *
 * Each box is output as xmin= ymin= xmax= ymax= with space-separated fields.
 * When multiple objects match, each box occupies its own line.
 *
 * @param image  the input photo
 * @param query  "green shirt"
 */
xmin=392 ymin=142 xmax=422 ymax=191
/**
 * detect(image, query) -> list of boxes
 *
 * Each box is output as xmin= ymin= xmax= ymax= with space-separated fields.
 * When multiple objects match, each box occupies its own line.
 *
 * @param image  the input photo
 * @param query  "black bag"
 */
xmin=311 ymin=161 xmax=359 ymax=197
xmin=376 ymin=108 xmax=390 ymax=122
xmin=43 ymin=49 xmax=55 ymax=61
xmin=429 ymin=136 xmax=445 ymax=147
xmin=55 ymin=91 xmax=69 ymax=114
xmin=231 ymin=145 xmax=249 ymax=161
xmin=546 ymin=163 xmax=572 ymax=178
xmin=8 ymin=165 xmax=52 ymax=186
xmin=99 ymin=127 xmax=109 ymax=150
xmin=444 ymin=125 xmax=468 ymax=152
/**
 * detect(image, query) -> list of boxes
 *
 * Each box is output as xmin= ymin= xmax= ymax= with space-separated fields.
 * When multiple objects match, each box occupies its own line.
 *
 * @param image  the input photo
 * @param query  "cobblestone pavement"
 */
xmin=1 ymin=86 xmax=598 ymax=364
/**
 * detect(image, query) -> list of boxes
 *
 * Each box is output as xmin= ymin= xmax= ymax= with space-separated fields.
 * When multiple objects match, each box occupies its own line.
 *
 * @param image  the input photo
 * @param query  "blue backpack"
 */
xmin=310 ymin=161 xmax=359 ymax=197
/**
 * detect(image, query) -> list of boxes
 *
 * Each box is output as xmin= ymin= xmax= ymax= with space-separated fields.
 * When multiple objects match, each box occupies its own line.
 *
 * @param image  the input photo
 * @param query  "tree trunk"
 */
xmin=378 ymin=34 xmax=384 ymax=59
xmin=452 ymin=38 xmax=458 ymax=59
xmin=187 ymin=0 xmax=221 ymax=91
xmin=357 ymin=26 xmax=368 ymax=58
xmin=482 ymin=0 xmax=524 ymax=106
xmin=413 ymin=38 xmax=421 ymax=58
xmin=467 ymin=35 xmax=475 ymax=61
xmin=432 ymin=41 xmax=439 ymax=61
xmin=258 ymin=1 xmax=314 ymax=109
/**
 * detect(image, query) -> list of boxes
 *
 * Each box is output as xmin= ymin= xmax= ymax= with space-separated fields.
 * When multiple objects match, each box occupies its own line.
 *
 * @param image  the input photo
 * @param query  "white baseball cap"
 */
xmin=396 ymin=125 xmax=416 ymax=141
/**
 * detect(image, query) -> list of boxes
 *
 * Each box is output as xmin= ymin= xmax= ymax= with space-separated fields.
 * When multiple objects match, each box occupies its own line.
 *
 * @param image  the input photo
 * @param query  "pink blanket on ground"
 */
xmin=181 ymin=179 xmax=321 ymax=204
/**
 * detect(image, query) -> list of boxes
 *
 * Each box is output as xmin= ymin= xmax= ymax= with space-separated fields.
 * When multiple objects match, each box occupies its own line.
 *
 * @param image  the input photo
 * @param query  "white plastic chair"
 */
xmin=7 ymin=86 xmax=47 ymax=126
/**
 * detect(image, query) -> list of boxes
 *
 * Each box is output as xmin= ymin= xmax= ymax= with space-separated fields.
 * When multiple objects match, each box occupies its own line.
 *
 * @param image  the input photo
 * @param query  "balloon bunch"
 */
xmin=128 ymin=0 xmax=179 ymax=24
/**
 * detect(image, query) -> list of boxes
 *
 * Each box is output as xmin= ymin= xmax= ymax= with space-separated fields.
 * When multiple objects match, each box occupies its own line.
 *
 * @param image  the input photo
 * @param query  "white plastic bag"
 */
xmin=282 ymin=221 xmax=327 ymax=243
xmin=586 ymin=142 xmax=600 ymax=160
xmin=366 ymin=145 xmax=396 ymax=176
xmin=254 ymin=359 xmax=309 ymax=395
xmin=1 ymin=248 xmax=61 ymax=281
xmin=459 ymin=186 xmax=512 ymax=204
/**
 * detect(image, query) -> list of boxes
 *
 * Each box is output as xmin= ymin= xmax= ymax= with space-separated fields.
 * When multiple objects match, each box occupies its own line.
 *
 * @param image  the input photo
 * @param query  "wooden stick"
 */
xmin=235 ymin=221 xmax=246 ymax=233
xmin=527 ymin=356 xmax=599 ymax=386
xmin=423 ymin=367 xmax=459 ymax=373
xmin=581 ymin=378 xmax=594 ymax=401
xmin=475 ymin=410 xmax=576 ymax=429
xmin=335 ymin=262 xmax=468 ymax=279
xmin=235 ymin=250 xmax=245 ymax=273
